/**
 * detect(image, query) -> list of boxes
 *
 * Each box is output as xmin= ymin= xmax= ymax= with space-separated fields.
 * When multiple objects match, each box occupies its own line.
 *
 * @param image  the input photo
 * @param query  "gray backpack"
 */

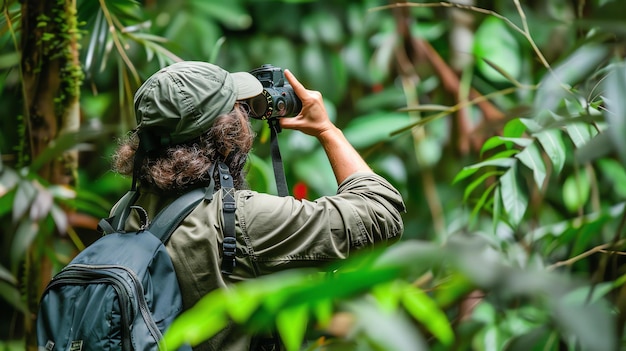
xmin=36 ymin=188 xmax=205 ymax=351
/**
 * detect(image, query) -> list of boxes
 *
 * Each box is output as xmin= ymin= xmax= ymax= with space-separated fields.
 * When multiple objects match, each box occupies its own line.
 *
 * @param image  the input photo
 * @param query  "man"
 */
xmin=112 ymin=61 xmax=405 ymax=350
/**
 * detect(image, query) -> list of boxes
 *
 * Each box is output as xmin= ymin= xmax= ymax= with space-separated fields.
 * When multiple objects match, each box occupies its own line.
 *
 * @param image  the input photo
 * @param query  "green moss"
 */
xmin=36 ymin=0 xmax=84 ymax=117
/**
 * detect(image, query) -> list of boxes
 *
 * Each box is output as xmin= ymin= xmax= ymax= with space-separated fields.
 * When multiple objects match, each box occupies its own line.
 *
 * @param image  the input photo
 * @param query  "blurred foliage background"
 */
xmin=2 ymin=0 xmax=626 ymax=350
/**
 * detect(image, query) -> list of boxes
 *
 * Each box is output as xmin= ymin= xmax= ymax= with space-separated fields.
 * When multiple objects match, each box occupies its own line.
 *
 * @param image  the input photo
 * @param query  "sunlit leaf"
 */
xmin=503 ymin=118 xmax=527 ymax=138
xmin=515 ymin=142 xmax=547 ymax=189
xmin=500 ymin=164 xmax=528 ymax=228
xmin=480 ymin=136 xmax=531 ymax=158
xmin=163 ymin=290 xmax=229 ymax=349
xmin=401 ymin=284 xmax=454 ymax=345
xmin=277 ymin=304 xmax=309 ymax=351
xmin=372 ymin=281 xmax=403 ymax=312
xmin=312 ymin=299 xmax=334 ymax=328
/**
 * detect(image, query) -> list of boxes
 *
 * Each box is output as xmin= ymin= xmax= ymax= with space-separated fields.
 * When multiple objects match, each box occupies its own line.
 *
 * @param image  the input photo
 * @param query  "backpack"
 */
xmin=36 ymin=187 xmax=206 ymax=351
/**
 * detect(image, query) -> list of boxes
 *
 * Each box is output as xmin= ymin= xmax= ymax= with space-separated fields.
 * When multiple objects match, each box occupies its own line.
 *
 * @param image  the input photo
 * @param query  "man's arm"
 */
xmin=280 ymin=69 xmax=371 ymax=184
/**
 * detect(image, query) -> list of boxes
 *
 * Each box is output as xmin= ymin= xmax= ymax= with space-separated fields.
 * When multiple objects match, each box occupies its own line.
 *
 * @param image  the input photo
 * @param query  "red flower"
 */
xmin=293 ymin=181 xmax=308 ymax=200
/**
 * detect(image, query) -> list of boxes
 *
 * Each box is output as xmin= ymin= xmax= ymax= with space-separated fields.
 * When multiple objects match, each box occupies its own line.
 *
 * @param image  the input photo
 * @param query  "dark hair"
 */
xmin=112 ymin=105 xmax=254 ymax=191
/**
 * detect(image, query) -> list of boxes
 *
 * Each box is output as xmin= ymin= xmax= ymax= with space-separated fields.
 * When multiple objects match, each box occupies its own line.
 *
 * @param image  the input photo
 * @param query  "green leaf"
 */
xmin=470 ymin=182 xmax=498 ymax=224
xmin=312 ymin=299 xmax=334 ymax=327
xmin=515 ymin=142 xmax=547 ymax=189
xmin=402 ymin=284 xmax=454 ymax=345
xmin=372 ymin=281 xmax=403 ymax=312
xmin=597 ymin=158 xmax=626 ymax=198
xmin=11 ymin=218 xmax=39 ymax=272
xmin=162 ymin=290 xmax=229 ymax=349
xmin=480 ymin=136 xmax=531 ymax=157
xmin=500 ymin=164 xmax=528 ymax=228
xmin=453 ymin=158 xmax=516 ymax=184
xmin=0 ymin=280 xmax=27 ymax=313
xmin=473 ymin=17 xmax=521 ymax=84
xmin=343 ymin=112 xmax=411 ymax=149
xmin=277 ymin=305 xmax=309 ymax=351
xmin=493 ymin=186 xmax=502 ymax=235
xmin=535 ymin=129 xmax=567 ymax=174
xmin=464 ymin=170 xmax=503 ymax=201
xmin=566 ymin=122 xmax=597 ymax=148
xmin=503 ymin=118 xmax=527 ymax=138
xmin=563 ymin=171 xmax=590 ymax=213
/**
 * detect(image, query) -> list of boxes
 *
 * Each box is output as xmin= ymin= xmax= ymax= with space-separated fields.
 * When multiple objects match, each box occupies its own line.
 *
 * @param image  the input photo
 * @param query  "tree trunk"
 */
xmin=20 ymin=0 xmax=82 ymax=349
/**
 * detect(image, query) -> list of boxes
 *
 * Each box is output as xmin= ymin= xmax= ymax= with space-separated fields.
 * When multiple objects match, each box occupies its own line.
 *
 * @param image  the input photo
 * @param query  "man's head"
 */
xmin=133 ymin=61 xmax=263 ymax=148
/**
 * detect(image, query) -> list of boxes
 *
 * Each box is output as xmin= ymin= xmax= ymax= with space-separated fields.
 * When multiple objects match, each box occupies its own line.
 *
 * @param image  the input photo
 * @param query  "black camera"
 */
xmin=246 ymin=64 xmax=302 ymax=120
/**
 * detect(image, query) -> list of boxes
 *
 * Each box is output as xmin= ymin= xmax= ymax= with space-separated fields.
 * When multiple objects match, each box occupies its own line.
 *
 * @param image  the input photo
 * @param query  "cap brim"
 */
xmin=231 ymin=72 xmax=263 ymax=100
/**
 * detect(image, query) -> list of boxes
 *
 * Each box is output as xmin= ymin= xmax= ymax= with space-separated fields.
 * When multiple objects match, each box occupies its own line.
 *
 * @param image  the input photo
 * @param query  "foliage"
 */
xmin=2 ymin=0 xmax=626 ymax=350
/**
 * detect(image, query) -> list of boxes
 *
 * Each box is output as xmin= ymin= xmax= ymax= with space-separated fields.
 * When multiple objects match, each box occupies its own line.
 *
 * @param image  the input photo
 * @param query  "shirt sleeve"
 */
xmin=236 ymin=172 xmax=406 ymax=274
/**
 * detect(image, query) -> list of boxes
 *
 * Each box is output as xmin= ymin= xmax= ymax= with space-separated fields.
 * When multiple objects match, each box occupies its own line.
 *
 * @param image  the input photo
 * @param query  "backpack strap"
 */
xmin=148 ymin=187 xmax=206 ymax=244
xmin=97 ymin=190 xmax=139 ymax=235
xmin=217 ymin=162 xmax=237 ymax=275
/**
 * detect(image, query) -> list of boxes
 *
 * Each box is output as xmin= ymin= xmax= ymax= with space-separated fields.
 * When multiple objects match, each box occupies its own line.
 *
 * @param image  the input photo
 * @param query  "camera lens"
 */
xmin=248 ymin=94 xmax=270 ymax=119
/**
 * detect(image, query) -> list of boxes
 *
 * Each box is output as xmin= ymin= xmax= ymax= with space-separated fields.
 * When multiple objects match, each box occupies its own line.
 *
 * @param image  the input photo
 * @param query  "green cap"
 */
xmin=134 ymin=61 xmax=263 ymax=147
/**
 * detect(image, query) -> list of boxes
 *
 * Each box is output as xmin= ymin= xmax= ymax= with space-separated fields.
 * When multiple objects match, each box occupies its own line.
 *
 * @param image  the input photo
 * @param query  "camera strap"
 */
xmin=268 ymin=118 xmax=289 ymax=197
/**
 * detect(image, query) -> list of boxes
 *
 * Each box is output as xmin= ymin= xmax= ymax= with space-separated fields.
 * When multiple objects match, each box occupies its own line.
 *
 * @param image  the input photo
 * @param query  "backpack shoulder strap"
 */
xmin=98 ymin=187 xmax=206 ymax=245
xmin=97 ymin=190 xmax=140 ymax=235
xmin=148 ymin=187 xmax=207 ymax=244
xmin=217 ymin=162 xmax=237 ymax=276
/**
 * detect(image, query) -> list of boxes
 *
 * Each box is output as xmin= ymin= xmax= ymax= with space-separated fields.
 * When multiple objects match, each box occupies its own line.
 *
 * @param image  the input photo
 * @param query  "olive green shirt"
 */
xmin=121 ymin=172 xmax=405 ymax=350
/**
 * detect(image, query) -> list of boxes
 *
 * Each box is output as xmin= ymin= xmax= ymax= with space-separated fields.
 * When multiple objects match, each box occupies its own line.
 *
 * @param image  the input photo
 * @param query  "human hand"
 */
xmin=279 ymin=69 xmax=335 ymax=138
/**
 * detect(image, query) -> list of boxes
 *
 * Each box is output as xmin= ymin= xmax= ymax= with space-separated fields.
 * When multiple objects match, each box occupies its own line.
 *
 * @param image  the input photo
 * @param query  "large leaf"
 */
xmin=401 ymin=283 xmax=454 ymax=346
xmin=342 ymin=112 xmax=411 ymax=149
xmin=276 ymin=305 xmax=308 ymax=351
xmin=473 ymin=17 xmax=521 ymax=84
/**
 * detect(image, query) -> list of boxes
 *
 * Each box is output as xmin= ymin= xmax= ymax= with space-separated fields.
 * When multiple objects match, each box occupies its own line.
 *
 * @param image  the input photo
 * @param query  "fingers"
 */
xmin=284 ymin=69 xmax=307 ymax=97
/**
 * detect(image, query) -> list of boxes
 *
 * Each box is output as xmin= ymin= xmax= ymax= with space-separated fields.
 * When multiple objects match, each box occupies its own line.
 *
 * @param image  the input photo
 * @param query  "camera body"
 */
xmin=247 ymin=64 xmax=302 ymax=120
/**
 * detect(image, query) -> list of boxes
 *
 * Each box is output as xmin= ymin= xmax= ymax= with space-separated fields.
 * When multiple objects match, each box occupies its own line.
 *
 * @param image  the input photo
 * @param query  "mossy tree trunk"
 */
xmin=20 ymin=0 xmax=82 ymax=349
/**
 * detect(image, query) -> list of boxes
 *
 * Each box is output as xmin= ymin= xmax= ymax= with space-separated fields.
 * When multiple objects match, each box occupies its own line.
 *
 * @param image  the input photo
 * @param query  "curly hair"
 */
xmin=112 ymin=105 xmax=254 ymax=191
